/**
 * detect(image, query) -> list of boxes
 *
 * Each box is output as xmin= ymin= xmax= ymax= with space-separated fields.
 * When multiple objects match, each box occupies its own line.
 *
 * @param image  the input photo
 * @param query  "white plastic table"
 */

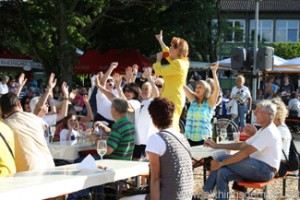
xmin=0 ymin=159 xmax=149 ymax=200
xmin=191 ymin=145 xmax=228 ymax=160
xmin=48 ymin=141 xmax=96 ymax=161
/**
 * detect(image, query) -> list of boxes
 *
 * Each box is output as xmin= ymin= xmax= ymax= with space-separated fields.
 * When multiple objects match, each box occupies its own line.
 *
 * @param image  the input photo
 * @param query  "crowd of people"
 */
xmin=0 ymin=30 xmax=298 ymax=200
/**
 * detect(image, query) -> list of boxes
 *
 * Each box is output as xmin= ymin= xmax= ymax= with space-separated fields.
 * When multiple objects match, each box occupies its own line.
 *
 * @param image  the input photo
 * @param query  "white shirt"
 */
xmin=246 ymin=123 xmax=282 ymax=170
xmin=146 ymin=128 xmax=184 ymax=156
xmin=60 ymin=129 xmax=79 ymax=141
xmin=0 ymin=83 xmax=9 ymax=95
xmin=277 ymin=124 xmax=292 ymax=160
xmin=96 ymin=89 xmax=118 ymax=121
xmin=288 ymin=98 xmax=300 ymax=116
xmin=136 ymin=98 xmax=158 ymax=145
xmin=230 ymin=86 xmax=251 ymax=104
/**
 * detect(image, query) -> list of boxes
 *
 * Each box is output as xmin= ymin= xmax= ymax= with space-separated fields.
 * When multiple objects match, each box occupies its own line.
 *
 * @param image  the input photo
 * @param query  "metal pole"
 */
xmin=252 ymin=0 xmax=261 ymax=101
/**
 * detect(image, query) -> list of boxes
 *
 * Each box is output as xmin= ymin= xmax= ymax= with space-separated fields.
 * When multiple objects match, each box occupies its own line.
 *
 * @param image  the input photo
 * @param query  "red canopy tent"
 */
xmin=74 ymin=49 xmax=153 ymax=74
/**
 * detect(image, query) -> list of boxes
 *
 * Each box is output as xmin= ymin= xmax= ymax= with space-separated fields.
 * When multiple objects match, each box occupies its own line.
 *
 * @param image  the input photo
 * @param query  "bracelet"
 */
xmin=133 ymin=73 xmax=137 ymax=75
xmin=62 ymin=97 xmax=69 ymax=100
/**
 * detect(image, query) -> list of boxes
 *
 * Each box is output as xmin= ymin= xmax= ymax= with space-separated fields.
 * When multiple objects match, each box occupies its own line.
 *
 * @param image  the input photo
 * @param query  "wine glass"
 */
xmin=97 ymin=140 xmax=107 ymax=160
xmin=220 ymin=128 xmax=228 ymax=142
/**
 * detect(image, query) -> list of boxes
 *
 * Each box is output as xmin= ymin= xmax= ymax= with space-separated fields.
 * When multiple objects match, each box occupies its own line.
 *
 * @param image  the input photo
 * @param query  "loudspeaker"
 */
xmin=246 ymin=48 xmax=257 ymax=69
xmin=256 ymin=46 xmax=274 ymax=71
xmin=231 ymin=47 xmax=246 ymax=70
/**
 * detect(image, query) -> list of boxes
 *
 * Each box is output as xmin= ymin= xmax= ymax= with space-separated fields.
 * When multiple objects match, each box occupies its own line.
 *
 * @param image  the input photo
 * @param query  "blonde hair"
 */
xmin=142 ymin=82 xmax=152 ymax=90
xmin=271 ymin=97 xmax=288 ymax=124
xmin=170 ymin=37 xmax=189 ymax=58
xmin=236 ymin=75 xmax=245 ymax=85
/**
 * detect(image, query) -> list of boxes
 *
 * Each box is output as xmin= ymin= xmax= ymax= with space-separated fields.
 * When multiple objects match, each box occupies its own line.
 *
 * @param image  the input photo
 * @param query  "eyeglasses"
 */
xmin=155 ymin=84 xmax=163 ymax=88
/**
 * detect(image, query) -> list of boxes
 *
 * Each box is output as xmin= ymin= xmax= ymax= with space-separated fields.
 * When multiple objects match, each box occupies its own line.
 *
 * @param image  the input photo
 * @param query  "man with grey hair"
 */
xmin=0 ymin=75 xmax=9 ymax=96
xmin=104 ymin=98 xmax=135 ymax=160
xmin=202 ymin=100 xmax=282 ymax=200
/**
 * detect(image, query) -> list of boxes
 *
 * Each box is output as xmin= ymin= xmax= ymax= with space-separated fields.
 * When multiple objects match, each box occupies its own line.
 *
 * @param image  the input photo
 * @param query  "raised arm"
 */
xmin=56 ymin=82 xmax=69 ymax=122
xmin=131 ymin=64 xmax=139 ymax=83
xmin=183 ymin=85 xmax=196 ymax=103
xmin=33 ymin=73 xmax=57 ymax=115
xmin=145 ymin=68 xmax=159 ymax=98
xmin=15 ymin=73 xmax=27 ymax=97
xmin=155 ymin=30 xmax=168 ymax=50
xmin=207 ymin=61 xmax=220 ymax=108
xmin=95 ymin=74 xmax=117 ymax=101
xmin=79 ymin=95 xmax=94 ymax=122
xmin=100 ymin=62 xmax=118 ymax=85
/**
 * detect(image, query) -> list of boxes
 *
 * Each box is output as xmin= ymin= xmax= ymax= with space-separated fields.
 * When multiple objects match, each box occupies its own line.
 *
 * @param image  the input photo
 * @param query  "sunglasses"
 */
xmin=106 ymin=79 xmax=113 ymax=83
xmin=155 ymin=84 xmax=163 ymax=88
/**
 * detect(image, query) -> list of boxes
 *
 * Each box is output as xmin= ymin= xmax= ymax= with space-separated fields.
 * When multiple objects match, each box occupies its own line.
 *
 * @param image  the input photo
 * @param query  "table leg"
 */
xmin=115 ymin=181 xmax=120 ymax=200
xmin=203 ymin=166 xmax=207 ymax=183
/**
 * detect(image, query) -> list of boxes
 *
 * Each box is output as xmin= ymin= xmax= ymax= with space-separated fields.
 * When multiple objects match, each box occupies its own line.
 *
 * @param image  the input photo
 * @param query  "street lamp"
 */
xmin=252 ymin=0 xmax=262 ymax=101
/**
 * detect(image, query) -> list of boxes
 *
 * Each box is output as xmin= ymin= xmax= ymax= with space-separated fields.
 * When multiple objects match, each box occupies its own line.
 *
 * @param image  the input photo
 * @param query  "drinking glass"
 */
xmin=220 ymin=128 xmax=228 ymax=142
xmin=97 ymin=140 xmax=107 ymax=160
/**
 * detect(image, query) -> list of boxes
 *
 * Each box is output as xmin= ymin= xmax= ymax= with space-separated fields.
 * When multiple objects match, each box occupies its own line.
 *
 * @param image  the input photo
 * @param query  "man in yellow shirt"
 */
xmin=153 ymin=30 xmax=189 ymax=131
xmin=0 ymin=121 xmax=16 ymax=176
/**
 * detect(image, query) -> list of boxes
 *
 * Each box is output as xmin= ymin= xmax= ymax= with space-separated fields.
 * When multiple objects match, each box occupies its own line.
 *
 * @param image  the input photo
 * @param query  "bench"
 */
xmin=237 ymin=178 xmax=278 ymax=200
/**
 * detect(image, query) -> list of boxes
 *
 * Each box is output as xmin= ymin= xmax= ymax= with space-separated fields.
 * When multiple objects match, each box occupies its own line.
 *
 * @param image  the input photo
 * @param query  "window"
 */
xmin=275 ymin=20 xmax=299 ymax=42
xmin=250 ymin=20 xmax=273 ymax=43
xmin=224 ymin=20 xmax=245 ymax=42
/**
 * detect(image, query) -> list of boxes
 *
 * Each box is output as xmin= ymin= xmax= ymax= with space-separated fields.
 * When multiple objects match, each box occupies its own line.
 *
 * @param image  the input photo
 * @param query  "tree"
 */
xmin=272 ymin=40 xmax=300 ymax=60
xmin=0 ymin=0 xmax=152 ymax=85
xmin=1 ymin=0 xmax=224 ymax=85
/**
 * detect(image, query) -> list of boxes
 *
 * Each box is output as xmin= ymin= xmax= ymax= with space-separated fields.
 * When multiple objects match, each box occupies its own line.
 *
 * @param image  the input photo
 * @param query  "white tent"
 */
xmin=209 ymin=55 xmax=287 ymax=71
xmin=272 ymin=57 xmax=300 ymax=73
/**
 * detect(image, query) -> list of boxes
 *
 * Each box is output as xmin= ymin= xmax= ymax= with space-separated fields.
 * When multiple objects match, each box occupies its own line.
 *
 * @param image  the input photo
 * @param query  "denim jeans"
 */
xmin=203 ymin=154 xmax=275 ymax=200
xmin=234 ymin=104 xmax=248 ymax=128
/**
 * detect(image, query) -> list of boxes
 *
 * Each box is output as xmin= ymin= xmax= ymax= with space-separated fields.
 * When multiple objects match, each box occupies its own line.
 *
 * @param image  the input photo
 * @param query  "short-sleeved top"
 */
xmin=146 ymin=128 xmax=183 ymax=156
xmin=136 ymin=98 xmax=158 ymax=145
xmin=246 ymin=123 xmax=282 ymax=170
xmin=0 ymin=122 xmax=16 ymax=176
xmin=0 ymin=83 xmax=9 ymax=95
xmin=60 ymin=129 xmax=79 ymax=141
xmin=107 ymin=117 xmax=135 ymax=160
xmin=96 ymin=89 xmax=117 ymax=121
xmin=277 ymin=124 xmax=292 ymax=160
xmin=230 ymin=86 xmax=251 ymax=105
xmin=185 ymin=99 xmax=214 ymax=141
xmin=4 ymin=112 xmax=55 ymax=172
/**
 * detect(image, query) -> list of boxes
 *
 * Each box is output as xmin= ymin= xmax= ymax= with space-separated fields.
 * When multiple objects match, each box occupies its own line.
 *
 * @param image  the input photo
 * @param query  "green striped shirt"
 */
xmin=107 ymin=117 xmax=135 ymax=160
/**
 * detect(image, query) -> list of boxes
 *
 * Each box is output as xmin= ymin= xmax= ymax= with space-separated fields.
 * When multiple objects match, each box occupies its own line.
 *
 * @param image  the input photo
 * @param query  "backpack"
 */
xmin=277 ymin=138 xmax=300 ymax=177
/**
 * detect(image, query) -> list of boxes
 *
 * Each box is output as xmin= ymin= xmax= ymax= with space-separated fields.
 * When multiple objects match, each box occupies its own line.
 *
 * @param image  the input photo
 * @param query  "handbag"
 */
xmin=0 ymin=132 xmax=14 ymax=160
xmin=277 ymin=139 xmax=299 ymax=177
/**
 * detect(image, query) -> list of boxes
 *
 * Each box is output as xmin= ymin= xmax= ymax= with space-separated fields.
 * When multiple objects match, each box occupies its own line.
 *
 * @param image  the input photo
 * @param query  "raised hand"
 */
xmin=61 ymin=82 xmax=69 ymax=98
xmin=144 ymin=67 xmax=153 ymax=81
xmin=113 ymin=73 xmax=122 ymax=89
xmin=212 ymin=61 xmax=219 ymax=74
xmin=155 ymin=30 xmax=163 ymax=41
xmin=125 ymin=66 xmax=133 ymax=83
xmin=110 ymin=62 xmax=118 ymax=70
xmin=18 ymin=73 xmax=27 ymax=88
xmin=47 ymin=73 xmax=57 ymax=90
xmin=95 ymin=74 xmax=104 ymax=89
xmin=132 ymin=64 xmax=139 ymax=75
